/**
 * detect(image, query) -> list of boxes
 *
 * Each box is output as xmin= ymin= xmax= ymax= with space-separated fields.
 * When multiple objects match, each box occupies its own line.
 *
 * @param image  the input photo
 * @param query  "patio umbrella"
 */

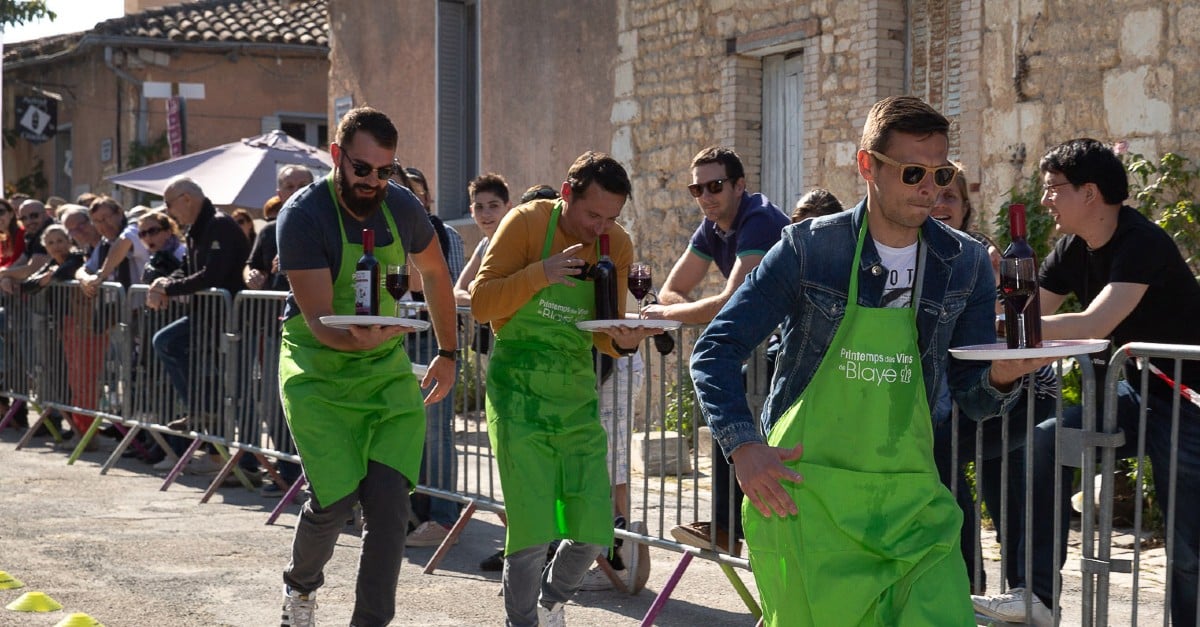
xmin=106 ymin=130 xmax=332 ymax=209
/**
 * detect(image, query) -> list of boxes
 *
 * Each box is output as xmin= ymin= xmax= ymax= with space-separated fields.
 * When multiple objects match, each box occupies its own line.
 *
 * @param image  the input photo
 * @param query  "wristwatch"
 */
xmin=437 ymin=348 xmax=459 ymax=360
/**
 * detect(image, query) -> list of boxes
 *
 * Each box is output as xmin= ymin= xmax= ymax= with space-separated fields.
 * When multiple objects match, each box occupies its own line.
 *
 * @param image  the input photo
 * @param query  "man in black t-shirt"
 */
xmin=972 ymin=139 xmax=1200 ymax=626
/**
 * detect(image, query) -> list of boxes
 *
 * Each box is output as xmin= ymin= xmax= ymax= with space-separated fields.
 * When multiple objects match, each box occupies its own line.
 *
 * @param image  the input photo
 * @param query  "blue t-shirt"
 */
xmin=277 ymin=177 xmax=435 ymax=320
xmin=687 ymin=192 xmax=788 ymax=278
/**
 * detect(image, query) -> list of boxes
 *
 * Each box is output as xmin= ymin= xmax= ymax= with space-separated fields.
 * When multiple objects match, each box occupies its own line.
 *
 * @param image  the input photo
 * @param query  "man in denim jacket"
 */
xmin=689 ymin=96 xmax=1050 ymax=623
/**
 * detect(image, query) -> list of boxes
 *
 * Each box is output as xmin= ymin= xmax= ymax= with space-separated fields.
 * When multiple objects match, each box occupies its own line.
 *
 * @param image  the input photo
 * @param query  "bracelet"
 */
xmin=615 ymin=344 xmax=639 ymax=356
xmin=437 ymin=348 xmax=459 ymax=360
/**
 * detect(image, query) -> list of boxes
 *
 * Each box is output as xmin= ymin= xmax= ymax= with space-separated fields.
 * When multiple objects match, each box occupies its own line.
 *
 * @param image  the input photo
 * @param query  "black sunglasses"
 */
xmin=340 ymin=149 xmax=396 ymax=181
xmin=138 ymin=226 xmax=164 ymax=238
xmin=867 ymin=150 xmax=958 ymax=188
xmin=18 ymin=211 xmax=42 ymax=222
xmin=687 ymin=178 xmax=728 ymax=198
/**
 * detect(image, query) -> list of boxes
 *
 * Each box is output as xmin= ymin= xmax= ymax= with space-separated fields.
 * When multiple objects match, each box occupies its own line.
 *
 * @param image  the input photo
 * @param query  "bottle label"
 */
xmin=354 ymin=270 xmax=372 ymax=314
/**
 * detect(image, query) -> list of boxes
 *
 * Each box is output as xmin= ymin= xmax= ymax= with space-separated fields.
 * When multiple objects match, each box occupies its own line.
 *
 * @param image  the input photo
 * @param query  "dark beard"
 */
xmin=336 ymin=168 xmax=387 ymax=219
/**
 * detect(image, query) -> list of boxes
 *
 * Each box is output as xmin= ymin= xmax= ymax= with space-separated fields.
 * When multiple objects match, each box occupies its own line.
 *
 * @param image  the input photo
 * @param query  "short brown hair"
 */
xmin=690 ymin=146 xmax=745 ymax=182
xmin=791 ymin=188 xmax=844 ymax=223
xmin=859 ymin=96 xmax=950 ymax=154
xmin=335 ymin=106 xmax=398 ymax=151
xmin=566 ymin=151 xmax=632 ymax=200
xmin=469 ymin=173 xmax=510 ymax=204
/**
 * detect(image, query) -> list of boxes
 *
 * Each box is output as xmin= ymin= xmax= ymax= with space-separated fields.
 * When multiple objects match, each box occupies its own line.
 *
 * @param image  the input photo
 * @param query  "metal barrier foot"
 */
xmin=593 ymin=552 xmax=630 ymax=595
xmin=0 ymin=399 xmax=25 ymax=431
xmin=159 ymin=438 xmax=204 ymax=491
xmin=640 ymin=551 xmax=693 ymax=627
xmin=14 ymin=409 xmax=54 ymax=451
xmin=422 ymin=500 xmax=477 ymax=575
xmin=66 ymin=418 xmax=106 ymax=465
xmin=718 ymin=561 xmax=761 ymax=618
xmin=102 ymin=425 xmax=144 ymax=474
xmin=266 ymin=472 xmax=308 ymax=526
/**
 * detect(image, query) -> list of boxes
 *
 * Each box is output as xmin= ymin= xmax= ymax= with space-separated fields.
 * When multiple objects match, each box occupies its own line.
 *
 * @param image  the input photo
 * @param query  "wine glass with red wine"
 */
xmin=629 ymin=262 xmax=652 ymax=313
xmin=385 ymin=263 xmax=408 ymax=318
xmin=998 ymin=257 xmax=1037 ymax=348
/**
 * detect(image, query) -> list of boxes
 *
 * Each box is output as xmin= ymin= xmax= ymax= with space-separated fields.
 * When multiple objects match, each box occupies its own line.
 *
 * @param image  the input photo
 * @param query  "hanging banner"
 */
xmin=167 ymin=96 xmax=185 ymax=158
xmin=15 ymin=96 xmax=57 ymax=144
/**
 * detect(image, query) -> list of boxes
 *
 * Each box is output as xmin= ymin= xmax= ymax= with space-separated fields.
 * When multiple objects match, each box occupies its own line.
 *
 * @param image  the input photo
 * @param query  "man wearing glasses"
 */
xmin=0 ymin=199 xmax=54 ymax=292
xmin=77 ymin=197 xmax=150 ymax=294
xmin=640 ymin=145 xmax=788 ymax=556
xmin=274 ymin=106 xmax=457 ymax=627
xmin=688 ymin=96 xmax=1048 ymax=624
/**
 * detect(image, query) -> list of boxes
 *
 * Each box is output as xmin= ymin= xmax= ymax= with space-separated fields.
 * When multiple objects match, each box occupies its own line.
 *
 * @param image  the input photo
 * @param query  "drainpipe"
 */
xmin=103 ymin=46 xmax=148 ymax=206
xmin=103 ymin=46 xmax=147 ymax=172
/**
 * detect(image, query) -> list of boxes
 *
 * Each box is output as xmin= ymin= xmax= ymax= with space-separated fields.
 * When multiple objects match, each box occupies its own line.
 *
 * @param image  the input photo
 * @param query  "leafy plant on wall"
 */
xmin=126 ymin=133 xmax=169 ymax=170
xmin=1125 ymin=150 xmax=1200 ymax=275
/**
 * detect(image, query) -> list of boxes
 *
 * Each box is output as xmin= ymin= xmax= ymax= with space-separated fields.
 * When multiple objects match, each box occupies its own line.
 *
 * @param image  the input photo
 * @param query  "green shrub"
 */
xmin=453 ymin=348 xmax=486 ymax=414
xmin=663 ymin=381 xmax=696 ymax=439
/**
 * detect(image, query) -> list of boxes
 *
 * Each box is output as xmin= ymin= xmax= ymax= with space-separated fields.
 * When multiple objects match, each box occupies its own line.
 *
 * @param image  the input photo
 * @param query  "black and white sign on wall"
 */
xmin=15 ymin=96 xmax=57 ymax=144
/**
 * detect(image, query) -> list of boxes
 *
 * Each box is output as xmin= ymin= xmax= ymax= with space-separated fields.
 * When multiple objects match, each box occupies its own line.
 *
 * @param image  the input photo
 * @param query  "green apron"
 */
xmin=485 ymin=202 xmax=614 ymax=554
xmin=277 ymin=177 xmax=426 ymax=507
xmin=744 ymin=219 xmax=972 ymax=626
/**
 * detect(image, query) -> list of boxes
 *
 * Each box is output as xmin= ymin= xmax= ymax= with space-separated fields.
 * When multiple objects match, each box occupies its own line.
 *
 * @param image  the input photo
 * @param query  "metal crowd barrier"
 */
xmin=4 ymin=280 xmax=1192 ymax=625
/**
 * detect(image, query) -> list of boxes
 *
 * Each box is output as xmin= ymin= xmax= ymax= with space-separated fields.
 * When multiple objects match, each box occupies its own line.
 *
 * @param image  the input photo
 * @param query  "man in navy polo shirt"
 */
xmin=641 ymin=145 xmax=788 ymax=555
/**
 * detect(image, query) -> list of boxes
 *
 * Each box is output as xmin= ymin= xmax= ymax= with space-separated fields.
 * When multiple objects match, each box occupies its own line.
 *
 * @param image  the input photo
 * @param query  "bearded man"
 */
xmin=273 ymin=106 xmax=458 ymax=627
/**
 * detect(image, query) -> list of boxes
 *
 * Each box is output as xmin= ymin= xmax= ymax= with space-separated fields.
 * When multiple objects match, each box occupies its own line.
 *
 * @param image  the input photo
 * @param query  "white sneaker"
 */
xmin=971 ymin=587 xmax=1053 ymax=626
xmin=577 ymin=565 xmax=625 ymax=591
xmin=152 ymin=455 xmax=180 ymax=471
xmin=536 ymin=601 xmax=565 ymax=627
xmin=406 ymin=521 xmax=453 ymax=547
xmin=281 ymin=585 xmax=317 ymax=626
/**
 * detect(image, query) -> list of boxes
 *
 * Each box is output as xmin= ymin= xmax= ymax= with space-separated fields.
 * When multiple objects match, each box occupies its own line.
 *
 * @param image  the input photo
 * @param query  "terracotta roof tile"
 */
xmin=4 ymin=0 xmax=328 ymax=63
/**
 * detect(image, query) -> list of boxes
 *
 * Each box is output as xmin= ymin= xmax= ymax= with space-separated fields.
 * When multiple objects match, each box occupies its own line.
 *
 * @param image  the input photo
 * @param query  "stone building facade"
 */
xmin=2 ymin=0 xmax=329 ymax=207
xmin=976 ymin=2 xmax=1198 ymax=219
xmin=324 ymin=0 xmax=1196 ymax=281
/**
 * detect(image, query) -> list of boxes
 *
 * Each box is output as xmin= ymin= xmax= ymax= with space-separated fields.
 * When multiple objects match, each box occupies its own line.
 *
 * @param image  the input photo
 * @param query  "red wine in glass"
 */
xmin=999 ymin=257 xmax=1041 ymax=348
xmin=1000 ymin=204 xmax=1042 ymax=349
xmin=385 ymin=264 xmax=408 ymax=317
xmin=629 ymin=261 xmax=652 ymax=307
xmin=630 ymin=277 xmax=651 ymax=301
xmin=385 ymin=273 xmax=408 ymax=300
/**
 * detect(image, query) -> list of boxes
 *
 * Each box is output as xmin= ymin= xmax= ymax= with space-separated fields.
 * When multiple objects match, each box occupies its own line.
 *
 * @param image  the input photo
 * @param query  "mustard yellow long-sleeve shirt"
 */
xmin=470 ymin=199 xmax=633 ymax=356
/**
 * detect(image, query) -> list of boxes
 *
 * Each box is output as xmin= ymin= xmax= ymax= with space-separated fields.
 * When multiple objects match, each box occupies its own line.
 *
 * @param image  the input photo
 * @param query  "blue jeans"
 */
xmin=153 ymin=315 xmax=256 ymax=471
xmin=152 ymin=316 xmax=191 ymax=406
xmin=1029 ymin=380 xmax=1199 ymax=623
xmin=934 ymin=392 xmax=1054 ymax=593
xmin=405 ymin=330 xmax=459 ymax=528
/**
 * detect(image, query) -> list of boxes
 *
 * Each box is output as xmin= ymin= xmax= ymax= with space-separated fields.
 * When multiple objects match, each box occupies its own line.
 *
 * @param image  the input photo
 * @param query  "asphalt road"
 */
xmin=0 ymin=430 xmax=756 ymax=626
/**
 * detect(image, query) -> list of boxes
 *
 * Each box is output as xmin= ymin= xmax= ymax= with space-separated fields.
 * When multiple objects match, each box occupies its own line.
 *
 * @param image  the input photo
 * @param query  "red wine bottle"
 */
xmin=594 ymin=234 xmax=618 ymax=321
xmin=1000 ymin=204 xmax=1042 ymax=348
xmin=354 ymin=228 xmax=380 ymax=316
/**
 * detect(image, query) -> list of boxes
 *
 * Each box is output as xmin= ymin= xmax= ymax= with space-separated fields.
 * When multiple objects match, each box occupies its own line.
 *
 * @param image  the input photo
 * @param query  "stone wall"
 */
xmin=617 ymin=0 xmax=911 ymax=288
xmin=975 ymin=1 xmax=1200 ymax=234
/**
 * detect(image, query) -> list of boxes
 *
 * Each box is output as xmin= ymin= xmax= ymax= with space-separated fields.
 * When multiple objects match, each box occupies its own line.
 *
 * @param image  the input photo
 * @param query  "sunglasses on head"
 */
xmin=235 ymin=218 xmax=250 ymax=225
xmin=138 ymin=226 xmax=164 ymax=238
xmin=687 ymin=178 xmax=728 ymax=198
xmin=340 ymin=149 xmax=396 ymax=180
xmin=867 ymin=150 xmax=958 ymax=187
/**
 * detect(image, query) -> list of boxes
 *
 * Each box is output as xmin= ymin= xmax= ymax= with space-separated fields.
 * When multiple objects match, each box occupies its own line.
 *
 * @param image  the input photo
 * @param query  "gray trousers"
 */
xmin=503 ymin=540 xmax=604 ymax=627
xmin=284 ymin=460 xmax=411 ymax=627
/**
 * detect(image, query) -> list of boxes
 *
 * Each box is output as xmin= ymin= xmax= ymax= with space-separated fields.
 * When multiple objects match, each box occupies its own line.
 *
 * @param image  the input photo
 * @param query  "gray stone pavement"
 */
xmin=1 ymin=423 xmax=1170 ymax=626
xmin=0 ymin=429 xmax=754 ymax=626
